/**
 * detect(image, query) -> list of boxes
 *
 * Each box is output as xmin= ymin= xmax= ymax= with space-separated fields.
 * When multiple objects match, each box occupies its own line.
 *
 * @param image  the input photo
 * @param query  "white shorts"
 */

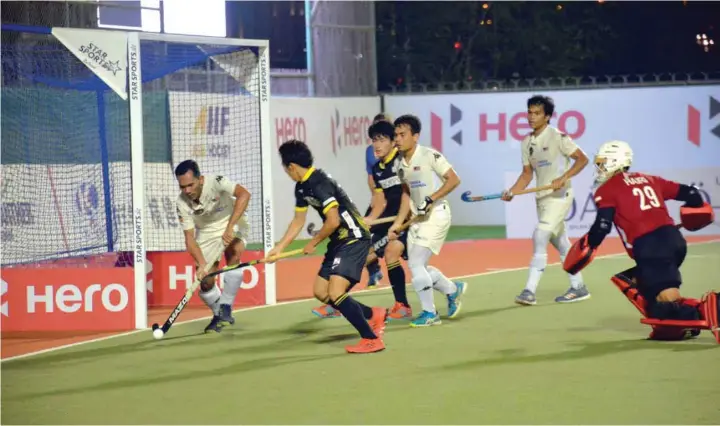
xmin=536 ymin=195 xmax=572 ymax=236
xmin=408 ymin=203 xmax=451 ymax=255
xmin=195 ymin=219 xmax=250 ymax=266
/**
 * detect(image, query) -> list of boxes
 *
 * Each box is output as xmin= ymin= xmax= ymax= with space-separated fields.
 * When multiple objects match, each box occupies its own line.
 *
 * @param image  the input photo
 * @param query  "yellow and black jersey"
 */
xmin=371 ymin=148 xmax=403 ymax=218
xmin=294 ymin=167 xmax=371 ymax=246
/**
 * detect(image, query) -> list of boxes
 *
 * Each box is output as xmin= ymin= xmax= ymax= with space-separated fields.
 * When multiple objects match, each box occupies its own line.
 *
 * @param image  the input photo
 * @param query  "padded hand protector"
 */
xmin=680 ymin=202 xmax=714 ymax=231
xmin=563 ymin=234 xmax=596 ymax=275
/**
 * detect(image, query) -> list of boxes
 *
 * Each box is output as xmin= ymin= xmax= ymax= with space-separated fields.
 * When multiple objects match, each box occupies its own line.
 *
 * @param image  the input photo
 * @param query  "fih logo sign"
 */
xmin=687 ymin=96 xmax=720 ymax=147
xmin=330 ymin=109 xmax=372 ymax=156
xmin=194 ymin=106 xmax=231 ymax=135
xmin=192 ymin=105 xmax=232 ymax=158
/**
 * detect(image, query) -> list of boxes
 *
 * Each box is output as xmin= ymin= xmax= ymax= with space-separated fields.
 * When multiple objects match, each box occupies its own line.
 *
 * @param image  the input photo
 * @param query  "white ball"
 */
xmin=152 ymin=328 xmax=164 ymax=340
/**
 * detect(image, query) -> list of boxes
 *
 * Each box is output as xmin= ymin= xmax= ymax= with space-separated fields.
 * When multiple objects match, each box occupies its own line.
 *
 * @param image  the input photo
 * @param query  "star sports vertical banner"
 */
xmin=52 ymin=28 xmax=129 ymax=100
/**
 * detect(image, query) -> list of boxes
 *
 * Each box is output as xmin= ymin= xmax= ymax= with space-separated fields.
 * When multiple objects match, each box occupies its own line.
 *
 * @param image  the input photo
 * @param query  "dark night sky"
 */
xmin=232 ymin=1 xmax=719 ymax=87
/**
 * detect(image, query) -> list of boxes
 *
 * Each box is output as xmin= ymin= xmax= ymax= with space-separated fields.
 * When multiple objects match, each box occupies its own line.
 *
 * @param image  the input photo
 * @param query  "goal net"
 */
xmin=0 ymin=27 xmax=273 ymax=330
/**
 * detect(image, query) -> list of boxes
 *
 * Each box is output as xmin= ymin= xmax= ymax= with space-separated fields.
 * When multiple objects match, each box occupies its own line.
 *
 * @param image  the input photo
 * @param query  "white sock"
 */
xmin=551 ymin=231 xmax=585 ymax=290
xmin=219 ymin=268 xmax=244 ymax=306
xmin=198 ymin=284 xmax=221 ymax=315
xmin=428 ymin=266 xmax=457 ymax=295
xmin=408 ymin=245 xmax=436 ymax=313
xmin=525 ymin=228 xmax=551 ymax=294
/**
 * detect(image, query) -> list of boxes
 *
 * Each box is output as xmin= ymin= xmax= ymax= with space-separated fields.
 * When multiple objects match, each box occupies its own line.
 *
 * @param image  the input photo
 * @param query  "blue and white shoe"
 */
xmin=447 ymin=281 xmax=467 ymax=319
xmin=218 ymin=304 xmax=236 ymax=326
xmin=410 ymin=310 xmax=442 ymax=327
xmin=367 ymin=270 xmax=383 ymax=289
xmin=554 ymin=286 xmax=591 ymax=303
xmin=514 ymin=289 xmax=537 ymax=306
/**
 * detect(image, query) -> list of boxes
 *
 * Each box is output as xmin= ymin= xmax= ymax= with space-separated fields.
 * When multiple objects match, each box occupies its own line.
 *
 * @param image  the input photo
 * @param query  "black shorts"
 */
xmin=632 ymin=225 xmax=687 ymax=301
xmin=318 ymin=239 xmax=371 ymax=286
xmin=371 ymin=223 xmax=408 ymax=260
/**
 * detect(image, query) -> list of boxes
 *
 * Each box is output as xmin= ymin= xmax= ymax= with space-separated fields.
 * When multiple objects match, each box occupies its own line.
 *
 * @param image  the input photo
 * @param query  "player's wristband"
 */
xmin=424 ymin=196 xmax=434 ymax=206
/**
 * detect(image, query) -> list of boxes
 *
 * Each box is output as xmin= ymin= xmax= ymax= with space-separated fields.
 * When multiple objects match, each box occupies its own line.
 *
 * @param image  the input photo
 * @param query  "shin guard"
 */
xmin=701 ymin=291 xmax=720 ymax=344
xmin=611 ymin=268 xmax=707 ymax=341
xmin=611 ymin=268 xmax=649 ymax=317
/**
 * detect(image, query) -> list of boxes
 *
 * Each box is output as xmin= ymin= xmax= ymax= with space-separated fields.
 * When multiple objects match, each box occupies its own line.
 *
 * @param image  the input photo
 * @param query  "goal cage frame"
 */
xmin=1 ymin=25 xmax=275 ymax=330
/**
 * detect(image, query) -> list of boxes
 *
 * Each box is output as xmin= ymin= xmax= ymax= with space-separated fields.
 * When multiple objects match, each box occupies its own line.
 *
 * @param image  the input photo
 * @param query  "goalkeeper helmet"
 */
xmin=594 ymin=140 xmax=633 ymax=186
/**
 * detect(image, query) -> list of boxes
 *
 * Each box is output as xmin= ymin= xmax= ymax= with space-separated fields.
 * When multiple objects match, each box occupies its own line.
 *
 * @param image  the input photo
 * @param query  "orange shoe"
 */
xmin=387 ymin=302 xmax=412 ymax=320
xmin=312 ymin=304 xmax=341 ymax=318
xmin=345 ymin=337 xmax=386 ymax=354
xmin=368 ymin=307 xmax=388 ymax=337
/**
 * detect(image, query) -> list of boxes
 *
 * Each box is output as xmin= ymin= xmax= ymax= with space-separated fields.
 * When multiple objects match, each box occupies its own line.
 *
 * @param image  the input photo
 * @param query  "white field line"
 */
xmin=3 ymin=239 xmax=718 ymax=363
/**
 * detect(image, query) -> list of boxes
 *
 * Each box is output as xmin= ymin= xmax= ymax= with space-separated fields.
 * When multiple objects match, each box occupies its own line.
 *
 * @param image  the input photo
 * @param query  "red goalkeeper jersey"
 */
xmin=594 ymin=172 xmax=679 ymax=248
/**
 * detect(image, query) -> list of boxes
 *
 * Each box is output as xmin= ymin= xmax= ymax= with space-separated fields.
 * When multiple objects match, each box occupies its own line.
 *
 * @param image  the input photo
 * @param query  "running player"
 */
xmin=563 ymin=140 xmax=719 ymax=343
xmin=268 ymin=139 xmax=387 ymax=353
xmin=503 ymin=95 xmax=590 ymax=306
xmin=364 ymin=112 xmax=393 ymax=288
xmin=312 ymin=120 xmax=413 ymax=320
xmin=390 ymin=114 xmax=467 ymax=327
xmin=174 ymin=160 xmax=251 ymax=333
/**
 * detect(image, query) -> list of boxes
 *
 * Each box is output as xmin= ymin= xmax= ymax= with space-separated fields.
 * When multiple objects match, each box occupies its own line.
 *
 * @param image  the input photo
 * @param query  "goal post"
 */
xmin=128 ymin=30 xmax=276 ymax=329
xmin=0 ymin=25 xmax=273 ymax=332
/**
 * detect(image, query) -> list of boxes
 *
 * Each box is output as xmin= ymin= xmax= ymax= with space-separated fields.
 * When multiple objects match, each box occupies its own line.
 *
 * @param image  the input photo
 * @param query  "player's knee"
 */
xmin=200 ymin=278 xmax=216 ymax=292
xmin=656 ymin=288 xmax=682 ymax=303
xmin=327 ymin=279 xmax=350 ymax=302
xmin=384 ymin=241 xmax=403 ymax=264
xmin=225 ymin=239 xmax=245 ymax=260
xmin=532 ymin=228 xmax=553 ymax=253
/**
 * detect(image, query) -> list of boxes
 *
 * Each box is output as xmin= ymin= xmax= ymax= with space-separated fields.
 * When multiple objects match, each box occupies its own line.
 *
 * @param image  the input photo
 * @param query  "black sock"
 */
xmin=332 ymin=294 xmax=377 ymax=339
xmin=332 ymin=298 xmax=373 ymax=319
xmin=366 ymin=259 xmax=381 ymax=277
xmin=387 ymin=261 xmax=409 ymax=306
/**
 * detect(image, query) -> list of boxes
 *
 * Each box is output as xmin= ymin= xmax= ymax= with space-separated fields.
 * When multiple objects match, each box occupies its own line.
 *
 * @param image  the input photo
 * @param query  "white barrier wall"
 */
xmin=504 ymin=167 xmax=720 ymax=239
xmin=270 ymin=97 xmax=381 ymax=239
xmin=385 ymin=86 xmax=720 ymax=225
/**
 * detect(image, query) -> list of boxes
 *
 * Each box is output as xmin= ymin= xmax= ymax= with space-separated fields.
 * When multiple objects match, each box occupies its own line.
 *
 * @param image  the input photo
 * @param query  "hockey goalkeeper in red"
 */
xmin=563 ymin=140 xmax=718 ymax=343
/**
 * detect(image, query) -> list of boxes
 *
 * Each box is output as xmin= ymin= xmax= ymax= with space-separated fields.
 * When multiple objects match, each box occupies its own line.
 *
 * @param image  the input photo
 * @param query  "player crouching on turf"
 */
xmin=563 ymin=140 xmax=719 ymax=343
xmin=175 ymin=160 xmax=252 ymax=333
xmin=268 ymin=140 xmax=387 ymax=353
xmin=312 ymin=120 xmax=413 ymax=320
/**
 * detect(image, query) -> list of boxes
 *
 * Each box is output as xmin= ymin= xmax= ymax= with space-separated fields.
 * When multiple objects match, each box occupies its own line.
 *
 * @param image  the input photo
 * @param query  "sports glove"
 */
xmin=416 ymin=196 xmax=434 ymax=216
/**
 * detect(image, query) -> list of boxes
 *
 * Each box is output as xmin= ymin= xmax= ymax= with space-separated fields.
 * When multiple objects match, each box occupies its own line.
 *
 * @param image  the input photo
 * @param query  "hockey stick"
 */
xmin=151 ymin=248 xmax=303 ymax=337
xmin=306 ymin=216 xmax=398 ymax=236
xmin=461 ymin=184 xmax=554 ymax=203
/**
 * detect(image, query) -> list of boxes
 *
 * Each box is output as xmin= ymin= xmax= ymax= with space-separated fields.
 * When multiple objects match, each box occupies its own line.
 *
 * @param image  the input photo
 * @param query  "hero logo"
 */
xmin=1 ymin=279 xmax=8 ymax=317
xmin=275 ymin=117 xmax=307 ymax=148
xmin=330 ymin=109 xmax=371 ymax=156
xmin=26 ymin=284 xmax=129 ymax=313
xmin=478 ymin=110 xmax=586 ymax=142
xmin=169 ymin=265 xmax=260 ymax=290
